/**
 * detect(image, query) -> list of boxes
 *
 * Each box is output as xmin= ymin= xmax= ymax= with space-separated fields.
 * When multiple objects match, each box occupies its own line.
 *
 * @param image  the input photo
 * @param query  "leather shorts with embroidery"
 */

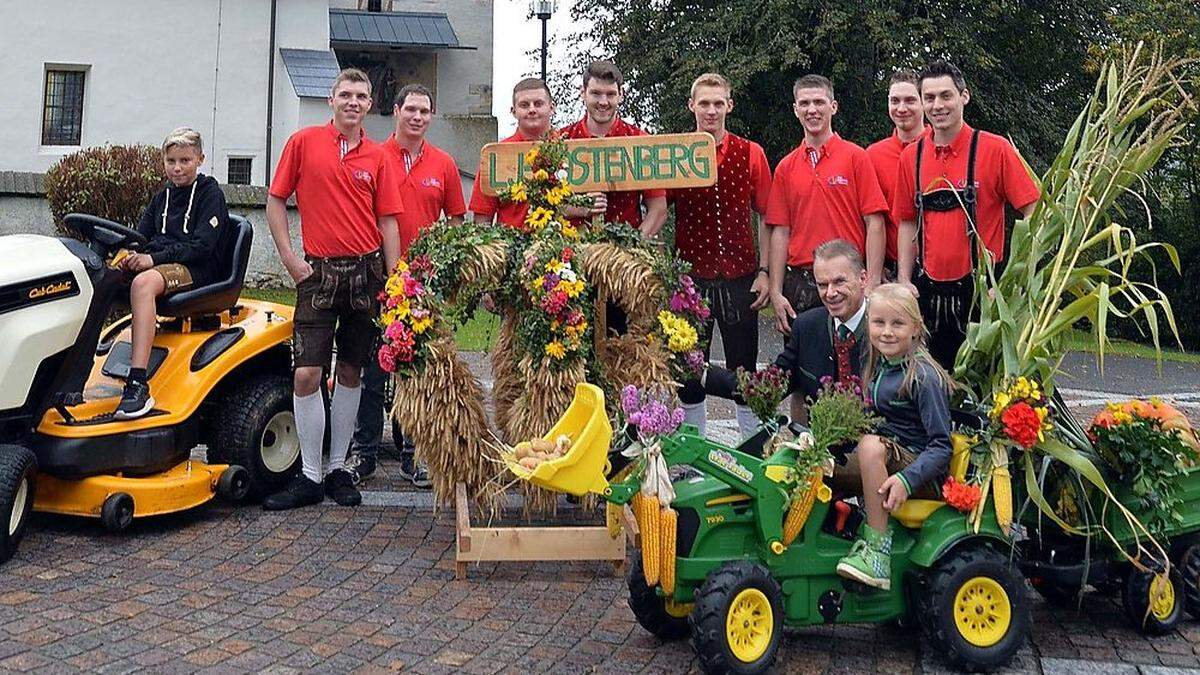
xmin=292 ymin=251 xmax=385 ymax=369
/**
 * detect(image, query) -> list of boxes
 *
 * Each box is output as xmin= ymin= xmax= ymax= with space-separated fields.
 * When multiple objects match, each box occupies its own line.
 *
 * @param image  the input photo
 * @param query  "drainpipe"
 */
xmin=265 ymin=0 xmax=278 ymax=186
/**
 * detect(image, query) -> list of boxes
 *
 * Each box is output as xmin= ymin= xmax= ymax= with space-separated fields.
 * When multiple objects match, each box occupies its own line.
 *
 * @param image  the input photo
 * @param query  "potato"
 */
xmin=514 ymin=443 xmax=533 ymax=459
xmin=531 ymin=438 xmax=554 ymax=454
xmin=518 ymin=457 xmax=540 ymax=470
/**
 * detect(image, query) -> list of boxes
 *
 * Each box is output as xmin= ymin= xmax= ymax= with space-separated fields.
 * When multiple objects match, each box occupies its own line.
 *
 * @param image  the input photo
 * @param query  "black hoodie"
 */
xmin=136 ymin=174 xmax=228 ymax=285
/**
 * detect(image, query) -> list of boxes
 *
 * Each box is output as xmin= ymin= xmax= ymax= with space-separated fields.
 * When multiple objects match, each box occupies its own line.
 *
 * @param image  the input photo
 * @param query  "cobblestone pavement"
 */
xmin=2 ymin=354 xmax=1198 ymax=673
xmin=2 ymin=485 xmax=1199 ymax=674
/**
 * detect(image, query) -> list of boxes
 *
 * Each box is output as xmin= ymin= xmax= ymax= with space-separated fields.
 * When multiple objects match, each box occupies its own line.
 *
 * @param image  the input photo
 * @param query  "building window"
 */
xmin=41 ymin=68 xmax=86 ymax=146
xmin=227 ymin=157 xmax=253 ymax=185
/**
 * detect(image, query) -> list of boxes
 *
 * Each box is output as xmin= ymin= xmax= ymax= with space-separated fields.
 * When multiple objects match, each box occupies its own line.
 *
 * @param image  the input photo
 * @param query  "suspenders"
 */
xmin=914 ymin=129 xmax=981 ymax=273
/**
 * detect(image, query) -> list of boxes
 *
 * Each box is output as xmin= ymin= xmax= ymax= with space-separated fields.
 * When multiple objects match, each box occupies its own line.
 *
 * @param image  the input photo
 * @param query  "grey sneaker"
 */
xmin=114 ymin=380 xmax=154 ymax=420
xmin=398 ymin=455 xmax=432 ymax=489
xmin=345 ymin=452 xmax=376 ymax=485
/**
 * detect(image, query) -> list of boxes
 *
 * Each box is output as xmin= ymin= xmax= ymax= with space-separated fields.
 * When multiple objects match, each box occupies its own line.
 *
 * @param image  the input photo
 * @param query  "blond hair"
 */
xmin=861 ymin=284 xmax=957 ymax=397
xmin=331 ymin=67 xmax=371 ymax=96
xmin=162 ymin=127 xmax=203 ymax=155
xmin=690 ymin=72 xmax=731 ymax=99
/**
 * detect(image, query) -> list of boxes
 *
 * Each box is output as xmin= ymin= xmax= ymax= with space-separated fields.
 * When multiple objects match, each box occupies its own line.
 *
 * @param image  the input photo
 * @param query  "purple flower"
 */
xmin=621 ymin=385 xmax=640 ymax=415
xmin=543 ymin=273 xmax=559 ymax=291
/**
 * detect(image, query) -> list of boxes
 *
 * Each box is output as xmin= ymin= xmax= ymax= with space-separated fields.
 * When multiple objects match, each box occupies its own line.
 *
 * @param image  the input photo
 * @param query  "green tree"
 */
xmin=564 ymin=0 xmax=1112 ymax=167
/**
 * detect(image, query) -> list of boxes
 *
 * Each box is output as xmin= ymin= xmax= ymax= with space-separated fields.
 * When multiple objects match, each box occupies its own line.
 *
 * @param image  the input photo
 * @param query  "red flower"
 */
xmin=1001 ymin=401 xmax=1042 ymax=448
xmin=942 ymin=476 xmax=982 ymax=513
xmin=561 ymin=247 xmax=574 ymax=262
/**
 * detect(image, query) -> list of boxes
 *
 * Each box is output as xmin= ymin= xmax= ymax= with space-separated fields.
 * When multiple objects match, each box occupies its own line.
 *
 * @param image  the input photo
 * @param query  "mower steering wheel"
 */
xmin=65 ymin=213 xmax=148 ymax=252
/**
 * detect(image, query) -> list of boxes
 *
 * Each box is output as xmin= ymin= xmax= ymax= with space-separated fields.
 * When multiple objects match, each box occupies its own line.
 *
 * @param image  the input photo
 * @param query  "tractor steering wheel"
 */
xmin=64 ymin=213 xmax=148 ymax=256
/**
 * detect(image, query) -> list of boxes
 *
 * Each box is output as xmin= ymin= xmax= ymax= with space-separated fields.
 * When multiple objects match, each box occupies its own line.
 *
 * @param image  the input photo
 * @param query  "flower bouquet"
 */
xmin=654 ymin=275 xmax=710 ymax=379
xmin=496 ymin=132 xmax=590 ymax=239
xmin=518 ymin=245 xmax=591 ymax=368
xmin=377 ymin=256 xmax=440 ymax=376
xmin=736 ymin=365 xmax=788 ymax=426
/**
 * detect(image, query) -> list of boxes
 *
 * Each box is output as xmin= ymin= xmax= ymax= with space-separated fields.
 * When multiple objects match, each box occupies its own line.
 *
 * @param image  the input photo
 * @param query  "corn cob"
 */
xmin=782 ymin=470 xmax=823 ymax=545
xmin=641 ymin=494 xmax=660 ymax=585
xmin=606 ymin=502 xmax=623 ymax=539
xmin=992 ymin=465 xmax=1013 ymax=530
xmin=659 ymin=506 xmax=677 ymax=595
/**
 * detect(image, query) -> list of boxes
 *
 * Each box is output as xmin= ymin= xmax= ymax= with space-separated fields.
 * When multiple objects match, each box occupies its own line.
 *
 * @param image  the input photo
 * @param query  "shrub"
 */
xmin=43 ymin=144 xmax=163 ymax=237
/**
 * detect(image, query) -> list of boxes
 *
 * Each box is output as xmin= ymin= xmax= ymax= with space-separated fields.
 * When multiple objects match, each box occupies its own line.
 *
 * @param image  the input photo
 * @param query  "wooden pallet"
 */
xmin=454 ymin=483 xmax=639 ymax=580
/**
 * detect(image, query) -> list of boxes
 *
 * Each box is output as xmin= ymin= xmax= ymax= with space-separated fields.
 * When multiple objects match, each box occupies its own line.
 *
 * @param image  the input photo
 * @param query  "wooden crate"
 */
xmin=454 ymin=483 xmax=639 ymax=580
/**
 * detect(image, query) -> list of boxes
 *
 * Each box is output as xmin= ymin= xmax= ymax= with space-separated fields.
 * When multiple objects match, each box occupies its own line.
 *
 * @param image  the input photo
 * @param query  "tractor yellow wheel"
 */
xmin=725 ymin=588 xmax=774 ymax=663
xmin=953 ymin=576 xmax=1013 ymax=648
xmin=1150 ymin=573 xmax=1176 ymax=621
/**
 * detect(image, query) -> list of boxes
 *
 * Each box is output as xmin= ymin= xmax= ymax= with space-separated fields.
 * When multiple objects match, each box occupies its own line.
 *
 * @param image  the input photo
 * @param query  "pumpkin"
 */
xmin=1090 ymin=399 xmax=1200 ymax=459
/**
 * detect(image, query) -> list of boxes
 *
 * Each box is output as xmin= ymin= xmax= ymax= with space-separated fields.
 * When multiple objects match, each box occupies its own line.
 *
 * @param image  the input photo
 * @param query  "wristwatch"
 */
xmin=756 ymin=267 xmax=769 ymax=276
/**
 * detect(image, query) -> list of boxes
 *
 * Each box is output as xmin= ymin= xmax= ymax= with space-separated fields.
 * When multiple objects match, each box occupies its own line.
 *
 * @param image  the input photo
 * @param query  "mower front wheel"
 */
xmin=214 ymin=375 xmax=300 ymax=498
xmin=627 ymin=556 xmax=690 ymax=641
xmin=690 ymin=560 xmax=783 ymax=675
xmin=101 ymin=492 xmax=134 ymax=532
xmin=0 ymin=445 xmax=37 ymax=563
xmin=216 ymin=465 xmax=251 ymax=503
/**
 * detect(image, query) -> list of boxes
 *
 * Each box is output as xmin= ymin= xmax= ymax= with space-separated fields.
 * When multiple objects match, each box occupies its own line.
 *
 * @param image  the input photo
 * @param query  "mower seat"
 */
xmin=157 ymin=215 xmax=252 ymax=318
xmin=890 ymin=432 xmax=973 ymax=529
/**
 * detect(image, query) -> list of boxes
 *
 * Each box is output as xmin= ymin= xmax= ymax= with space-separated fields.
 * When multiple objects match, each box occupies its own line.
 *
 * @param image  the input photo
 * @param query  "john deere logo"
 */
xmin=28 ymin=281 xmax=73 ymax=299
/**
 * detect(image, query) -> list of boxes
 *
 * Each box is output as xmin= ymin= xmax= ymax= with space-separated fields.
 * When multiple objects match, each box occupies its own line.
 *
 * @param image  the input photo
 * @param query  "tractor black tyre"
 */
xmin=690 ymin=560 xmax=783 ymax=675
xmin=916 ymin=546 xmax=1030 ymax=672
xmin=216 ymin=465 xmax=251 ymax=503
xmin=1180 ymin=545 xmax=1200 ymax=620
xmin=1122 ymin=565 xmax=1185 ymax=634
xmin=100 ymin=492 xmax=134 ymax=532
xmin=214 ymin=375 xmax=300 ymax=499
xmin=0 ymin=446 xmax=37 ymax=563
xmin=627 ymin=556 xmax=690 ymax=641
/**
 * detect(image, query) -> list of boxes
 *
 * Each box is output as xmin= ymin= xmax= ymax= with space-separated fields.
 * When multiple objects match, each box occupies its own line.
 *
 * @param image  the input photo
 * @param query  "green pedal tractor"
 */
xmin=504 ymin=384 xmax=1029 ymax=674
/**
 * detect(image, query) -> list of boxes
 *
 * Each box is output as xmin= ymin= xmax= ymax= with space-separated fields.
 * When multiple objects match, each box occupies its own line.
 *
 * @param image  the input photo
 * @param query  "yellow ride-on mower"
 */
xmin=0 ymin=213 xmax=302 ymax=558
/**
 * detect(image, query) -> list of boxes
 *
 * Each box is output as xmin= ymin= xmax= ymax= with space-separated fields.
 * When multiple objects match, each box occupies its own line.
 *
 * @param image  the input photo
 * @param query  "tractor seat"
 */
xmin=157 ymin=215 xmax=252 ymax=318
xmin=890 ymin=431 xmax=974 ymax=529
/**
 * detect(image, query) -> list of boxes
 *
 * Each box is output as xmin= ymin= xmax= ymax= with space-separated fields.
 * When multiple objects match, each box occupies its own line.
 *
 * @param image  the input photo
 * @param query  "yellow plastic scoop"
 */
xmin=502 ymin=382 xmax=613 ymax=497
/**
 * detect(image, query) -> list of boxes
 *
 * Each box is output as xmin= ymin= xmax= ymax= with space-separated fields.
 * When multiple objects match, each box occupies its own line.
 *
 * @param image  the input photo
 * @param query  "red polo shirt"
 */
xmin=766 ymin=133 xmax=888 ymax=267
xmin=559 ymin=116 xmax=667 ymax=229
xmin=670 ymin=132 xmax=772 ymax=279
xmin=866 ymin=128 xmax=928 ymax=263
xmin=469 ymin=131 xmax=533 ymax=229
xmin=892 ymin=123 xmax=1041 ymax=281
xmin=269 ymin=122 xmax=404 ymax=258
xmin=384 ymin=135 xmax=466 ymax=252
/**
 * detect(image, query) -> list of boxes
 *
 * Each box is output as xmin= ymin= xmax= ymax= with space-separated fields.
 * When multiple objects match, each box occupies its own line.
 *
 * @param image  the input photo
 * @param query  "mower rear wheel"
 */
xmin=0 ymin=446 xmax=37 ymax=563
xmin=1123 ymin=566 xmax=1184 ymax=634
xmin=690 ymin=560 xmax=783 ymax=675
xmin=214 ymin=375 xmax=300 ymax=498
xmin=627 ymin=556 xmax=690 ymax=641
xmin=916 ymin=546 xmax=1030 ymax=671
xmin=101 ymin=492 xmax=134 ymax=532
xmin=1180 ymin=544 xmax=1200 ymax=619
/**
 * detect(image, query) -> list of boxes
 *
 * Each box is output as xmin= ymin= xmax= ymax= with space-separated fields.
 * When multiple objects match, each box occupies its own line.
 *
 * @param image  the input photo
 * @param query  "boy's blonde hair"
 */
xmin=162 ymin=127 xmax=203 ymax=155
xmin=332 ymin=67 xmax=371 ymax=96
xmin=861 ymin=283 xmax=957 ymax=396
xmin=690 ymin=72 xmax=731 ymax=99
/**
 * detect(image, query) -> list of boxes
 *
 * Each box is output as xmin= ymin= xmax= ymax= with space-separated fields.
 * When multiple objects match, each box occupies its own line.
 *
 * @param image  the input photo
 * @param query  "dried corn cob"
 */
xmin=659 ymin=506 xmax=677 ymax=594
xmin=992 ymin=465 xmax=1013 ymax=530
xmin=782 ymin=470 xmax=823 ymax=545
xmin=641 ymin=494 xmax=660 ymax=585
xmin=606 ymin=502 xmax=623 ymax=539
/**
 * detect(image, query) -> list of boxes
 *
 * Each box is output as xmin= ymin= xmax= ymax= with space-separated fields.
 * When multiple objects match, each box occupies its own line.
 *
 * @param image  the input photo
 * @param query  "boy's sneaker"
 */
xmin=345 ymin=452 xmax=376 ymax=485
xmin=325 ymin=469 xmax=362 ymax=506
xmin=262 ymin=475 xmax=324 ymax=511
xmin=398 ymin=455 xmax=432 ymax=489
xmin=836 ymin=526 xmax=892 ymax=590
xmin=113 ymin=380 xmax=154 ymax=420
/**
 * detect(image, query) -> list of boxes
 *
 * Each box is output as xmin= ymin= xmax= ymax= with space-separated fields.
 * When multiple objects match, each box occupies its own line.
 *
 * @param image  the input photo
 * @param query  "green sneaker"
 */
xmin=836 ymin=526 xmax=892 ymax=590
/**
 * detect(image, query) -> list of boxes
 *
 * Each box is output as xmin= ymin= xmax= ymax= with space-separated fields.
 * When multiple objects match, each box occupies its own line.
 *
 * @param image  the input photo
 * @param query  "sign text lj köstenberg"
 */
xmin=479 ymin=132 xmax=718 ymax=196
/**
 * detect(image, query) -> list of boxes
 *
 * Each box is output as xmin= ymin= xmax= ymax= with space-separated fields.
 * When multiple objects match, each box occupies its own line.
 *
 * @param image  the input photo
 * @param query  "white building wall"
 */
xmin=0 ymin=1 xmax=271 ymax=182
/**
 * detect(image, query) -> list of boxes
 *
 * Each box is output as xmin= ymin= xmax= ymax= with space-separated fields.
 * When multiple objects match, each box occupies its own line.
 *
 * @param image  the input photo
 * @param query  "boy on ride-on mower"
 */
xmin=113 ymin=127 xmax=229 ymax=419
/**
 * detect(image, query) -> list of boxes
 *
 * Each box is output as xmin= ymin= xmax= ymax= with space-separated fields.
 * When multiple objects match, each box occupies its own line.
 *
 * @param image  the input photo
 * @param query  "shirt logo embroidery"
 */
xmin=422 ymin=177 xmax=442 ymax=189
xmin=353 ymin=169 xmax=374 ymax=184
xmin=209 ymin=216 xmax=219 ymax=228
xmin=827 ymin=175 xmax=849 ymax=187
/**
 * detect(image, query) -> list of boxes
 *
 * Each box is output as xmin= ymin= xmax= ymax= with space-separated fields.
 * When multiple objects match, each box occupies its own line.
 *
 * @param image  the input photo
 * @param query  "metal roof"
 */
xmin=279 ymin=48 xmax=341 ymax=99
xmin=329 ymin=9 xmax=465 ymax=49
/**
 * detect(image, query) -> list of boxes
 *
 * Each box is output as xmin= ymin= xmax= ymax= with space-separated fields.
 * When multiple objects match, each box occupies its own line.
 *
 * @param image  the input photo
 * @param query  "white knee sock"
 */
xmin=736 ymin=404 xmax=761 ymax=440
xmin=681 ymin=400 xmax=707 ymax=436
xmin=326 ymin=382 xmax=362 ymax=474
xmin=294 ymin=390 xmax=326 ymax=483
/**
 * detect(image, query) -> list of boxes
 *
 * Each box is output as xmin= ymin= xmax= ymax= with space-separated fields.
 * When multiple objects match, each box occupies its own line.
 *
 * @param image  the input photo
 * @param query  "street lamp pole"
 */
xmin=532 ymin=0 xmax=556 ymax=82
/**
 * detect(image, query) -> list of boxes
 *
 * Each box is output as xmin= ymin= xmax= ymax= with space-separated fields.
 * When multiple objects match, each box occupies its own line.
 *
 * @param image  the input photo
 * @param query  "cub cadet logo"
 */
xmin=708 ymin=450 xmax=753 ymax=483
xmin=705 ymin=514 xmax=725 ymax=525
xmin=28 ymin=281 xmax=72 ymax=299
